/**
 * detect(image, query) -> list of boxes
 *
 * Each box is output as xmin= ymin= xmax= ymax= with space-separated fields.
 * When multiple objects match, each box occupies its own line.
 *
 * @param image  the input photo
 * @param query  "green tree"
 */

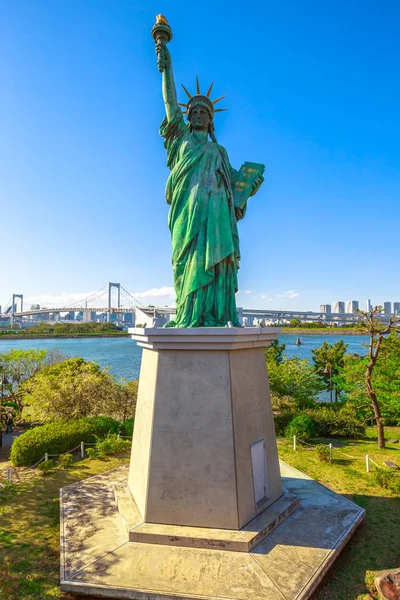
xmin=289 ymin=319 xmax=301 ymax=328
xmin=338 ymin=308 xmax=400 ymax=448
xmin=21 ymin=357 xmax=122 ymax=423
xmin=312 ymin=340 xmax=348 ymax=402
xmin=267 ymin=357 xmax=323 ymax=409
xmin=0 ymin=348 xmax=48 ymax=410
xmin=117 ymin=379 xmax=139 ymax=423
xmin=338 ymin=329 xmax=400 ymax=445
xmin=265 ymin=339 xmax=286 ymax=365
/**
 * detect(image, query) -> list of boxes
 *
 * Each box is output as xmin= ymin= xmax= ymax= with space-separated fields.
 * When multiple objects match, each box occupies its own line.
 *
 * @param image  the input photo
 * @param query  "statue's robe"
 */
xmin=160 ymin=110 xmax=245 ymax=328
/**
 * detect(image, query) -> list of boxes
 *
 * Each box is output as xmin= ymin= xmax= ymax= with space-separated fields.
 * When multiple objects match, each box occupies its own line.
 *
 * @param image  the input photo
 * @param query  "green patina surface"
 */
xmin=152 ymin=16 xmax=264 ymax=328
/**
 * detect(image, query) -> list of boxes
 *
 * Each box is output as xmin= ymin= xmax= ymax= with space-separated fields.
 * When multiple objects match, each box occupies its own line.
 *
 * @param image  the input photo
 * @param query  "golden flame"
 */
xmin=155 ymin=14 xmax=169 ymax=25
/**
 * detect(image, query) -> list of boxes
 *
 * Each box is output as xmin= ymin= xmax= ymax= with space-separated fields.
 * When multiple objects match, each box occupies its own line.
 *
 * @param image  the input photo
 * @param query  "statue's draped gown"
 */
xmin=161 ymin=110 xmax=245 ymax=328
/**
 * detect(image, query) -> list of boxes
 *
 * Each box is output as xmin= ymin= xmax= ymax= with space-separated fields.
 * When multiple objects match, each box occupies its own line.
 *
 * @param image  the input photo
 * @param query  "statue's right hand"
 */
xmin=156 ymin=42 xmax=170 ymax=73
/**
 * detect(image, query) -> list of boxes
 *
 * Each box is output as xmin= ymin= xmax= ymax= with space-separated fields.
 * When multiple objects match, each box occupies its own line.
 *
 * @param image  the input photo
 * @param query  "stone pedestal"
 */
xmin=128 ymin=327 xmax=283 ymax=530
xmin=60 ymin=326 xmax=365 ymax=600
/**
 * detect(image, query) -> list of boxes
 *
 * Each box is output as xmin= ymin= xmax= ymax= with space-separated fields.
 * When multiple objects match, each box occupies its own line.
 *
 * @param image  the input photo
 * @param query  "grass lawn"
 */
xmin=0 ymin=429 xmax=399 ymax=599
xmin=278 ymin=426 xmax=400 ymax=600
xmin=0 ymin=452 xmax=131 ymax=599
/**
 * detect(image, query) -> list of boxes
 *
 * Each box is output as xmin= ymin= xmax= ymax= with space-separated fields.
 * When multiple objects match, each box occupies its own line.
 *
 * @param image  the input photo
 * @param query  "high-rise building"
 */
xmin=394 ymin=302 xmax=400 ymax=314
xmin=366 ymin=299 xmax=372 ymax=311
xmin=332 ymin=301 xmax=345 ymax=313
xmin=384 ymin=302 xmax=392 ymax=315
xmin=346 ymin=300 xmax=359 ymax=313
xmin=320 ymin=304 xmax=331 ymax=313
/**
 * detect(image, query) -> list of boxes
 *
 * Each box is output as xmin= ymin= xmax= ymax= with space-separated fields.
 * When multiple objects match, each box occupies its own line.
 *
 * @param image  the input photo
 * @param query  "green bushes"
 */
xmin=372 ymin=468 xmax=400 ymax=494
xmin=306 ymin=407 xmax=365 ymax=438
xmin=315 ymin=444 xmax=331 ymax=463
xmin=120 ymin=417 xmax=134 ymax=438
xmin=274 ymin=407 xmax=365 ymax=439
xmin=86 ymin=434 xmax=131 ymax=459
xmin=37 ymin=460 xmax=55 ymax=476
xmin=10 ymin=416 xmax=119 ymax=467
xmin=285 ymin=415 xmax=316 ymax=441
xmin=273 ymin=412 xmax=296 ymax=436
xmin=58 ymin=454 xmax=73 ymax=469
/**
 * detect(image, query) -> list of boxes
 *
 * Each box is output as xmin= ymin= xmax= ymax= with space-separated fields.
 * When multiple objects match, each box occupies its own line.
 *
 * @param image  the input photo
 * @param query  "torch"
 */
xmin=151 ymin=15 xmax=173 ymax=73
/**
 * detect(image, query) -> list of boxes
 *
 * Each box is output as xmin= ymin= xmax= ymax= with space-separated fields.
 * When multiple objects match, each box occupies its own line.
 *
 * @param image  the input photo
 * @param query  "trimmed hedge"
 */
xmin=10 ymin=416 xmax=119 ymax=467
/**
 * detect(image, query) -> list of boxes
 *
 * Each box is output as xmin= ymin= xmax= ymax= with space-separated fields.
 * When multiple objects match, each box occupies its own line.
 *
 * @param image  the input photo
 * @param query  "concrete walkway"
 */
xmin=60 ymin=462 xmax=365 ymax=600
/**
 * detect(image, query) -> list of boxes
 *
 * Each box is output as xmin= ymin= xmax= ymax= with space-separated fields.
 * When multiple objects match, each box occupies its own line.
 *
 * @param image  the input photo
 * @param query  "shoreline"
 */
xmin=0 ymin=333 xmax=129 ymax=340
xmin=0 ymin=329 xmax=367 ymax=340
xmin=280 ymin=329 xmax=367 ymax=336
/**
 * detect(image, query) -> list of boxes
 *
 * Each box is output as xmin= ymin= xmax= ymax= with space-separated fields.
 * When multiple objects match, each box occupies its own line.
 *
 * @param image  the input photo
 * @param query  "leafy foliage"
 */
xmin=273 ymin=411 xmax=296 ymax=436
xmin=20 ymin=358 xmax=136 ymax=423
xmin=315 ymin=444 xmax=331 ymax=463
xmin=37 ymin=460 xmax=55 ymax=476
xmin=10 ymin=416 xmax=119 ymax=466
xmin=120 ymin=416 xmax=134 ymax=437
xmin=0 ymin=348 xmax=48 ymax=410
xmin=337 ymin=330 xmax=400 ymax=426
xmin=312 ymin=339 xmax=348 ymax=401
xmin=267 ymin=357 xmax=323 ymax=409
xmin=285 ymin=415 xmax=316 ymax=441
xmin=306 ymin=406 xmax=365 ymax=438
xmin=94 ymin=434 xmax=131 ymax=456
xmin=372 ymin=468 xmax=400 ymax=494
xmin=58 ymin=454 xmax=73 ymax=469
xmin=265 ymin=339 xmax=286 ymax=365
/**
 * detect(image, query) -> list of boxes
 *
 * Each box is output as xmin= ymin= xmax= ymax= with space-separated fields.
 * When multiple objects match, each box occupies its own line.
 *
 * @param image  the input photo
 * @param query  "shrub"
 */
xmin=315 ymin=444 xmax=331 ymax=463
xmin=58 ymin=453 xmax=73 ymax=469
xmin=285 ymin=415 xmax=316 ymax=441
xmin=0 ymin=481 xmax=17 ymax=502
xmin=37 ymin=459 xmax=55 ymax=476
xmin=86 ymin=447 xmax=97 ymax=459
xmin=10 ymin=416 xmax=119 ymax=467
xmin=120 ymin=417 xmax=134 ymax=438
xmin=372 ymin=468 xmax=400 ymax=494
xmin=273 ymin=411 xmax=296 ymax=436
xmin=306 ymin=407 xmax=365 ymax=438
xmin=94 ymin=434 xmax=131 ymax=456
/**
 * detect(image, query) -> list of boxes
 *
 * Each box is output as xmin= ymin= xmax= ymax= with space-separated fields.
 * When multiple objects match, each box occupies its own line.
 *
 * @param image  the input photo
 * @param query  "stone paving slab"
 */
xmin=60 ymin=462 xmax=365 ymax=600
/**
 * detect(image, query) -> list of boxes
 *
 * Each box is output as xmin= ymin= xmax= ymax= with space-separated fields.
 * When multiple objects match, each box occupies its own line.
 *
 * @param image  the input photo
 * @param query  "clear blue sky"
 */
xmin=1 ymin=0 xmax=399 ymax=311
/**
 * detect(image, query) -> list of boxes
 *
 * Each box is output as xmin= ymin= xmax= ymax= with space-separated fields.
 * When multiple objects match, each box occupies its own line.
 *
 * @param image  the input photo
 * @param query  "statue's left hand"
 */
xmin=250 ymin=174 xmax=264 ymax=197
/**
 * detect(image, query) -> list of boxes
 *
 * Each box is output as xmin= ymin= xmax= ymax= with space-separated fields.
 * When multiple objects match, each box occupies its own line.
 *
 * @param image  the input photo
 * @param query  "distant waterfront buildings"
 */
xmin=346 ymin=300 xmax=359 ymax=313
xmin=322 ymin=298 xmax=398 ymax=315
xmin=332 ymin=301 xmax=345 ymax=314
xmin=320 ymin=304 xmax=331 ymax=314
xmin=384 ymin=302 xmax=392 ymax=316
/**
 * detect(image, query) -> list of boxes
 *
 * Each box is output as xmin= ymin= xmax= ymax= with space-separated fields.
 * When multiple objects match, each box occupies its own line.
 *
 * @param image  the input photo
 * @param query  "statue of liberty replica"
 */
xmin=152 ymin=16 xmax=265 ymax=328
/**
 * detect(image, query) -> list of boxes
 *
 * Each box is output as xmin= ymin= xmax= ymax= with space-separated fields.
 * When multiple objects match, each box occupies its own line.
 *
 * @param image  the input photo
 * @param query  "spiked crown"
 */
xmin=179 ymin=77 xmax=228 ymax=119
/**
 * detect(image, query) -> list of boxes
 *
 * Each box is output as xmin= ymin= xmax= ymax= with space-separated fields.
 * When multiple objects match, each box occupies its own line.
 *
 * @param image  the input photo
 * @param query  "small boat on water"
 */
xmin=295 ymin=337 xmax=303 ymax=345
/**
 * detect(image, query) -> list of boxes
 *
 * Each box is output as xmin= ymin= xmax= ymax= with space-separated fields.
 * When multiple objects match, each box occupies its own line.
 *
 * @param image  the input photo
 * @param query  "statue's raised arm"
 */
xmin=152 ymin=15 xmax=178 ymax=122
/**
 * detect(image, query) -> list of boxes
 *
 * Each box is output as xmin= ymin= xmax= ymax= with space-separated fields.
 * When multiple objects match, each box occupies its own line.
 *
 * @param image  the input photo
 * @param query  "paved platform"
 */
xmin=60 ymin=462 xmax=364 ymax=600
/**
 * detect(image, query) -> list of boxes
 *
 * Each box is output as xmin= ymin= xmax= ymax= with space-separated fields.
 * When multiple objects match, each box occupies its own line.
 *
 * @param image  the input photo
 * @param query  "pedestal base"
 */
xmin=60 ymin=462 xmax=364 ymax=600
xmin=127 ymin=327 xmax=283 ymax=530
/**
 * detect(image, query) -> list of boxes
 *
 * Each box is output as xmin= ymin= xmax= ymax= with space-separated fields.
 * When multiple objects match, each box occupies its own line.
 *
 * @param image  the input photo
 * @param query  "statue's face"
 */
xmin=189 ymin=105 xmax=211 ymax=131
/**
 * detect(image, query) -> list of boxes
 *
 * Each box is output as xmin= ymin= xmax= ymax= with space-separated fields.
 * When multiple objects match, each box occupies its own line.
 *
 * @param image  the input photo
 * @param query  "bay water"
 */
xmin=0 ymin=334 xmax=368 ymax=381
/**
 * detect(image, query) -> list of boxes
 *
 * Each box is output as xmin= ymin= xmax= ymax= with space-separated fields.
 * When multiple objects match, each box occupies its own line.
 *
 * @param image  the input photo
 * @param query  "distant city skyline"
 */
xmin=1 ymin=284 xmax=400 ymax=315
xmin=2 ymin=2 xmax=400 ymax=310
